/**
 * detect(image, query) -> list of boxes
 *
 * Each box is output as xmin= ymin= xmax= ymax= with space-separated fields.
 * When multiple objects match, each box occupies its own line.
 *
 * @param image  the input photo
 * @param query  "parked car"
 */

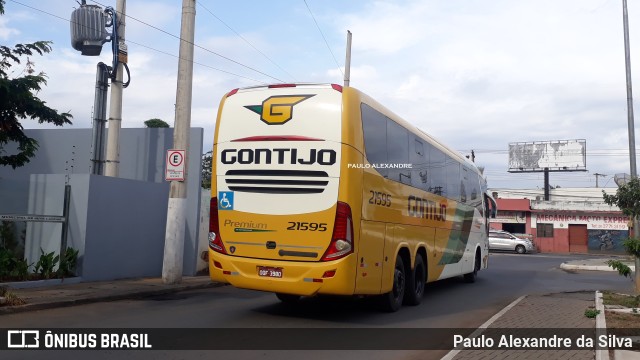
xmin=488 ymin=230 xmax=536 ymax=254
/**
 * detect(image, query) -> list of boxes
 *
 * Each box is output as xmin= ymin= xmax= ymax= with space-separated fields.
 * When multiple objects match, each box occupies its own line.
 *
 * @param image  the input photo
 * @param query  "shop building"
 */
xmin=488 ymin=188 xmax=629 ymax=254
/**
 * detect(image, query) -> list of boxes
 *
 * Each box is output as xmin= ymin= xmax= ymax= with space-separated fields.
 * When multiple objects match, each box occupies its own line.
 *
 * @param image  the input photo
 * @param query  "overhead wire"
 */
xmin=303 ymin=0 xmax=344 ymax=77
xmin=6 ymin=0 xmax=270 ymax=84
xmin=126 ymin=39 xmax=267 ymax=84
xmin=197 ymin=1 xmax=297 ymax=82
xmin=87 ymin=0 xmax=285 ymax=83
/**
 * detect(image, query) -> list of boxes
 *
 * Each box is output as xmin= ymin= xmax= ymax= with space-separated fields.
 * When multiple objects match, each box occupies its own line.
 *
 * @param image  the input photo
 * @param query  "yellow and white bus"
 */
xmin=208 ymin=83 xmax=496 ymax=311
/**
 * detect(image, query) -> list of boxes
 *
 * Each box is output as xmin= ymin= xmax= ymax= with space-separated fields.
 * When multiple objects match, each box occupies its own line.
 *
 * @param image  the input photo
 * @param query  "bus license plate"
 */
xmin=257 ymin=266 xmax=282 ymax=278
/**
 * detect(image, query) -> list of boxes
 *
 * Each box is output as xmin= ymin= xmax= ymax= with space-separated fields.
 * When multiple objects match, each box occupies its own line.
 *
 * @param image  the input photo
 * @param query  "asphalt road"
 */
xmin=2 ymin=253 xmax=633 ymax=360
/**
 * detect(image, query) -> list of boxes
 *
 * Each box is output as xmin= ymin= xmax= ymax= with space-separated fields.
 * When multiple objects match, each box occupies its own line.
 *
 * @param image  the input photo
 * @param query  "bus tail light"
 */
xmin=321 ymin=202 xmax=353 ymax=261
xmin=209 ymin=197 xmax=227 ymax=254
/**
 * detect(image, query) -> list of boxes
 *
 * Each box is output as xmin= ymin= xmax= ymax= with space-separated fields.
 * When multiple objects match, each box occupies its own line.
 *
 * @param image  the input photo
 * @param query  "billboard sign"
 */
xmin=508 ymin=139 xmax=586 ymax=173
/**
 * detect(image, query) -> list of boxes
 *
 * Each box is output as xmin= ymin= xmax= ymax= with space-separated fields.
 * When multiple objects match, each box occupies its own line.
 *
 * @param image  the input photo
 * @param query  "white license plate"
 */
xmin=257 ymin=266 xmax=282 ymax=278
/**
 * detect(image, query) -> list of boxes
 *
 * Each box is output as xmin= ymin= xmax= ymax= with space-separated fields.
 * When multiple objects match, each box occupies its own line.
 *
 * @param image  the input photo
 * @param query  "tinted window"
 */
xmin=411 ymin=137 xmax=430 ymax=191
xmin=387 ymin=120 xmax=410 ymax=183
xmin=445 ymin=158 xmax=460 ymax=201
xmin=429 ymin=148 xmax=446 ymax=196
xmin=468 ymin=171 xmax=482 ymax=208
xmin=361 ymin=104 xmax=387 ymax=177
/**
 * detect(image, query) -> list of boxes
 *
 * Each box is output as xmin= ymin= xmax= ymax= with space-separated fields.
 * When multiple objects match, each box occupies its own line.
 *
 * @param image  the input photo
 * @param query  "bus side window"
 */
xmin=429 ymin=148 xmax=446 ymax=196
xmin=387 ymin=120 xmax=410 ymax=184
xmin=361 ymin=104 xmax=388 ymax=178
xmin=411 ymin=137 xmax=430 ymax=191
xmin=445 ymin=158 xmax=460 ymax=201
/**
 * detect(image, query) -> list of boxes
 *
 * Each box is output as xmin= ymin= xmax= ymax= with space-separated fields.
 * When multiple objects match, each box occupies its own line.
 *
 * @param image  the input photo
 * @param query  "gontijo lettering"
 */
xmin=407 ymin=195 xmax=447 ymax=221
xmin=221 ymin=148 xmax=336 ymax=165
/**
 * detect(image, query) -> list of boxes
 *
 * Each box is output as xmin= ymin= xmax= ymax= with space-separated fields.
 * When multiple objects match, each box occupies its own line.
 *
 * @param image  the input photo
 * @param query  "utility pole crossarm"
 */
xmin=593 ymin=173 xmax=607 ymax=188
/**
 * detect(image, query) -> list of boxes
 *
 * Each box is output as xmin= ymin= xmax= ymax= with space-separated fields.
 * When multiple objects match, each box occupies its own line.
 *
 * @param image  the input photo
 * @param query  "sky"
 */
xmin=1 ymin=0 xmax=640 ymax=190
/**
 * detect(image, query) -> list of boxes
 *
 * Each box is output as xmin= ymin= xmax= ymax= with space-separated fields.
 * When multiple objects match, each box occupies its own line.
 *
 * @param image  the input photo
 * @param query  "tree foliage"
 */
xmin=603 ymin=178 xmax=640 ymax=292
xmin=602 ymin=178 xmax=640 ymax=218
xmin=144 ymin=118 xmax=170 ymax=128
xmin=0 ymin=0 xmax=73 ymax=168
xmin=201 ymin=151 xmax=212 ymax=189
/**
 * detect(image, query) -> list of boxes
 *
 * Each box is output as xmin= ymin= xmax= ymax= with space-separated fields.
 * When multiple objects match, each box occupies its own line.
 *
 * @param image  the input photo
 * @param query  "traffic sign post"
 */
xmin=165 ymin=149 xmax=186 ymax=181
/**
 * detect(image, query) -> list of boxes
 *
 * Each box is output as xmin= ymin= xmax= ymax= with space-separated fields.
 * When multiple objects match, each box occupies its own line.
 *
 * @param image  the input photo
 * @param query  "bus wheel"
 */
xmin=404 ymin=255 xmax=426 ymax=306
xmin=380 ymin=255 xmax=406 ymax=312
xmin=276 ymin=293 xmax=301 ymax=303
xmin=464 ymin=250 xmax=481 ymax=283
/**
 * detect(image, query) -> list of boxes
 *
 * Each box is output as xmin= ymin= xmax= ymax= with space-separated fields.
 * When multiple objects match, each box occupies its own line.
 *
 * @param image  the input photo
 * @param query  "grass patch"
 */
xmin=603 ymin=291 xmax=640 ymax=308
xmin=0 ymin=286 xmax=26 ymax=306
xmin=585 ymin=308 xmax=601 ymax=318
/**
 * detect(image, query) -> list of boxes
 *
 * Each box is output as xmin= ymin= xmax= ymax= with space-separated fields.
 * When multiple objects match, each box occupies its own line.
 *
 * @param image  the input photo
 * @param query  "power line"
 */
xmin=126 ymin=39 xmax=267 ymax=84
xmin=6 ymin=0 xmax=269 ymax=84
xmin=87 ymin=0 xmax=285 ymax=83
xmin=303 ymin=0 xmax=343 ymax=77
xmin=197 ymin=1 xmax=297 ymax=82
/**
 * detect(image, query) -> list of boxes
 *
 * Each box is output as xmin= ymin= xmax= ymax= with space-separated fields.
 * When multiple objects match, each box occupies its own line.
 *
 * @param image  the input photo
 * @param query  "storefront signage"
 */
xmin=536 ymin=213 xmax=629 ymax=230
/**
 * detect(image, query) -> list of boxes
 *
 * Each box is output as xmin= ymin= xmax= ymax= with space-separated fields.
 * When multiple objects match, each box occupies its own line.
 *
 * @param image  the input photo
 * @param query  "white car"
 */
xmin=488 ymin=230 xmax=536 ymax=254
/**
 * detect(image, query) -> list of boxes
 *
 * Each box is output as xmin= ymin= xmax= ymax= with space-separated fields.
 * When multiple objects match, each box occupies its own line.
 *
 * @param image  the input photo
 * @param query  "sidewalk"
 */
xmin=0 ymin=257 xmax=638 ymax=359
xmin=0 ymin=275 xmax=220 ymax=315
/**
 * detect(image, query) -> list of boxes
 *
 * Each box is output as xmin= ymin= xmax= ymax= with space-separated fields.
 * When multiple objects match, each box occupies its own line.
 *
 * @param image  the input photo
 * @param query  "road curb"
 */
xmin=0 ymin=282 xmax=226 ymax=316
xmin=560 ymin=263 xmax=635 ymax=272
xmin=595 ymin=290 xmax=609 ymax=360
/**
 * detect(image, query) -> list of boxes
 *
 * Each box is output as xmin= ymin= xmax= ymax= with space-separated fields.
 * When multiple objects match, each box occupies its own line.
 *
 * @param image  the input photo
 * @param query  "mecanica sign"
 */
xmin=533 ymin=213 xmax=629 ymax=230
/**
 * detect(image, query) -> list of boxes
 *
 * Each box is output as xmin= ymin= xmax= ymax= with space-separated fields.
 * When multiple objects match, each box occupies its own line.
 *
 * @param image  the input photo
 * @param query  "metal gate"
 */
xmin=568 ymin=224 xmax=588 ymax=253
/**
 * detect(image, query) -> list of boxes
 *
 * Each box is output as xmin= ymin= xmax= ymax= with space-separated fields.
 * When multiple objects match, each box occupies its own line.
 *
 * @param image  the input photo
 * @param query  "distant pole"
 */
xmin=622 ymin=0 xmax=640 ymax=293
xmin=543 ymin=168 xmax=550 ymax=201
xmin=344 ymin=30 xmax=352 ymax=87
xmin=104 ymin=0 xmax=126 ymax=177
xmin=593 ymin=173 xmax=607 ymax=188
xmin=163 ymin=0 xmax=196 ymax=284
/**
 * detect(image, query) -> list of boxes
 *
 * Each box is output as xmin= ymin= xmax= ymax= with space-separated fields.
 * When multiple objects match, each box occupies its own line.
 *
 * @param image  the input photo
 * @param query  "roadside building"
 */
xmin=488 ymin=188 xmax=629 ymax=254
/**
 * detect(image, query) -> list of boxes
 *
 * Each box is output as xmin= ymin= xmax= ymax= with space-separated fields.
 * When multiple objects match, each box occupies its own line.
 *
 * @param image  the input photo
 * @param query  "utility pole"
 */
xmin=344 ymin=30 xmax=352 ymax=87
xmin=593 ymin=173 xmax=607 ymax=188
xmin=622 ymin=0 xmax=640 ymax=293
xmin=163 ymin=0 xmax=196 ymax=284
xmin=104 ymin=0 xmax=126 ymax=177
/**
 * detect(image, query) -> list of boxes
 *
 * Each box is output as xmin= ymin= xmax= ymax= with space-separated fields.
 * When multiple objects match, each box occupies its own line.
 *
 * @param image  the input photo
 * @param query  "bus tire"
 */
xmin=276 ymin=293 xmax=301 ymax=303
xmin=404 ymin=254 xmax=426 ymax=306
xmin=463 ymin=250 xmax=481 ymax=283
xmin=379 ymin=255 xmax=406 ymax=312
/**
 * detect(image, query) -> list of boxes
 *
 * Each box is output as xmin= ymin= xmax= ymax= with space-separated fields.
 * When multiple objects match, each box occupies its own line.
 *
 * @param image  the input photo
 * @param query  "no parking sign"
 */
xmin=165 ymin=149 xmax=186 ymax=181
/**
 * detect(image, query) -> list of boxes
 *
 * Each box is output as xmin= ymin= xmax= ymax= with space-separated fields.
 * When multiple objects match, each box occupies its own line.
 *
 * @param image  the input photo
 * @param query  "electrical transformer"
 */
xmin=70 ymin=4 xmax=108 ymax=56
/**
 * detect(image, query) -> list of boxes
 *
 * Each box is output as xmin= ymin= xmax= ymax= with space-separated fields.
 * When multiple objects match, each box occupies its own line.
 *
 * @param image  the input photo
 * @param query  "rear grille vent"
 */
xmin=224 ymin=170 xmax=329 ymax=194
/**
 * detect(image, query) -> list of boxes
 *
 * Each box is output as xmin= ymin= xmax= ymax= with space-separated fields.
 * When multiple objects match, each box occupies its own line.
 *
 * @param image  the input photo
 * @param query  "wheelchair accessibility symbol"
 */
xmin=218 ymin=191 xmax=234 ymax=210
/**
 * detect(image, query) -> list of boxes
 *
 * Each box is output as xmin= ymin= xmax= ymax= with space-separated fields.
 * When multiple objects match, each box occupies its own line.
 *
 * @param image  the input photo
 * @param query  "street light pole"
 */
xmin=622 ymin=0 xmax=640 ymax=292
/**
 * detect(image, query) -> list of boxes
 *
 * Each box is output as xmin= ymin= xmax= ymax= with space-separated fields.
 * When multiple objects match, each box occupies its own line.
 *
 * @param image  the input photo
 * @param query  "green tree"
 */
xmin=603 ymin=178 xmax=640 ymax=293
xmin=201 ymin=151 xmax=212 ymax=189
xmin=144 ymin=118 xmax=170 ymax=128
xmin=0 ymin=0 xmax=73 ymax=168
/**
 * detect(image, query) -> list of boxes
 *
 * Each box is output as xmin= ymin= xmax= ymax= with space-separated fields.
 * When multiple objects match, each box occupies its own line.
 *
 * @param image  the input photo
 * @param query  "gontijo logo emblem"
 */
xmin=244 ymin=95 xmax=314 ymax=125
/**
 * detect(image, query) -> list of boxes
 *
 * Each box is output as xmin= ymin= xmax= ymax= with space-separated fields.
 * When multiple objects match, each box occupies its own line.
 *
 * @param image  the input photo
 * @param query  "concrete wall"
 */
xmin=26 ymin=174 xmax=170 ymax=281
xmin=0 ymin=128 xmax=204 ymax=280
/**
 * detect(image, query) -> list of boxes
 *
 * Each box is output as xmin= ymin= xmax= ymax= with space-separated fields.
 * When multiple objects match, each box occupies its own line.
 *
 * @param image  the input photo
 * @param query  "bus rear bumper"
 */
xmin=208 ymin=249 xmax=356 ymax=296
